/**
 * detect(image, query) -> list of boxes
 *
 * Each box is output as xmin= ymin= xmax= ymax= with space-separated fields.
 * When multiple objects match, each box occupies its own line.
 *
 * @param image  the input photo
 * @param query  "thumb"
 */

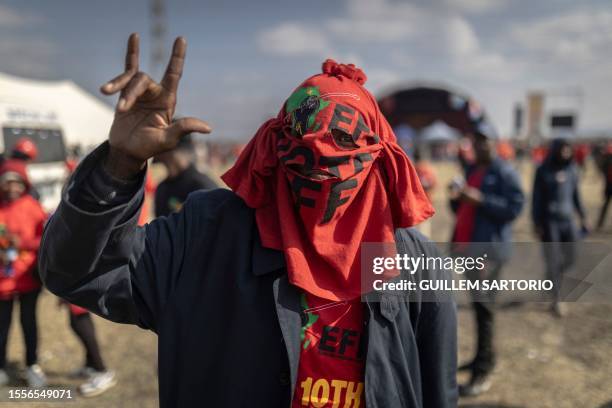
xmin=166 ymin=117 xmax=212 ymax=141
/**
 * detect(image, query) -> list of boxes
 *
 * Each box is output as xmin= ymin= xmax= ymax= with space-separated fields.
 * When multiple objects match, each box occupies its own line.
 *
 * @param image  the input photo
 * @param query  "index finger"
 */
xmin=160 ymin=37 xmax=186 ymax=93
xmin=125 ymin=32 xmax=140 ymax=72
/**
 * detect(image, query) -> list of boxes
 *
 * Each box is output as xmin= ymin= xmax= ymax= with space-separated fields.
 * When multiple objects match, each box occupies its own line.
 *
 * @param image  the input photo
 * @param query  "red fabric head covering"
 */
xmin=222 ymin=60 xmax=434 ymax=300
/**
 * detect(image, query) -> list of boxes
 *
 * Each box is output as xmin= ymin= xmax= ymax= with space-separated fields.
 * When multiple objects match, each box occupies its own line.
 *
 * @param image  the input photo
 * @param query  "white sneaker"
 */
xmin=0 ymin=369 xmax=9 ymax=386
xmin=68 ymin=366 xmax=96 ymax=379
xmin=25 ymin=364 xmax=47 ymax=388
xmin=78 ymin=370 xmax=116 ymax=397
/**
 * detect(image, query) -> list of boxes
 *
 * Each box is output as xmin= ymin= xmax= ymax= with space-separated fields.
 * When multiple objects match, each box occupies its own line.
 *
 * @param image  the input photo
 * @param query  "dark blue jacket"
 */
xmin=532 ymin=160 xmax=584 ymax=226
xmin=39 ymin=144 xmax=457 ymax=408
xmin=451 ymin=159 xmax=524 ymax=260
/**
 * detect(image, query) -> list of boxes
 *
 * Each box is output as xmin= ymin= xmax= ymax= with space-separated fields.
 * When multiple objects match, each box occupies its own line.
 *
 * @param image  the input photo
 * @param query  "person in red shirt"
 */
xmin=449 ymin=130 xmax=524 ymax=397
xmin=0 ymin=159 xmax=47 ymax=387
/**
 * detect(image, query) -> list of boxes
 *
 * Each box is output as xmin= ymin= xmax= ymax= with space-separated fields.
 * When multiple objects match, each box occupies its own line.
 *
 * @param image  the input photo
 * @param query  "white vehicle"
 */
xmin=0 ymin=108 xmax=68 ymax=212
xmin=0 ymin=72 xmax=114 ymax=212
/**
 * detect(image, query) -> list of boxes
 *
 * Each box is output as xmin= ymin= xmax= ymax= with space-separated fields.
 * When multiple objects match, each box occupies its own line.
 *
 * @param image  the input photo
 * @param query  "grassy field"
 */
xmin=2 ymin=159 xmax=611 ymax=408
xmin=431 ymin=161 xmax=612 ymax=408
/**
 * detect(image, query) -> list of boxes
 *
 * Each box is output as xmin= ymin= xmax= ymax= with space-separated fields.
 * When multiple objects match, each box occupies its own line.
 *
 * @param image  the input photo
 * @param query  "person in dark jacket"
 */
xmin=154 ymin=133 xmax=217 ymax=217
xmin=532 ymin=138 xmax=588 ymax=317
xmin=449 ymin=129 xmax=524 ymax=397
xmin=39 ymin=34 xmax=457 ymax=407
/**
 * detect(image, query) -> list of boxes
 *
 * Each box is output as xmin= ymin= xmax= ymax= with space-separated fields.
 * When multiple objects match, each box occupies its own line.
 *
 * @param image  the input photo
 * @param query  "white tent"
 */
xmin=0 ymin=71 xmax=113 ymax=149
xmin=421 ymin=120 xmax=462 ymax=142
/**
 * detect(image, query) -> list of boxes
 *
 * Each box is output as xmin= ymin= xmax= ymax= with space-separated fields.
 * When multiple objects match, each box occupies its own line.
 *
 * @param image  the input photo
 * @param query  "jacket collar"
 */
xmin=252 ymin=227 xmax=286 ymax=276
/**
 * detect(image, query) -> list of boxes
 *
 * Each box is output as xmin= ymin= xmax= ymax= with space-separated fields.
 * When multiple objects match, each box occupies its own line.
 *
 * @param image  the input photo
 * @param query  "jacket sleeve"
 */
xmin=417 ymin=300 xmax=458 ymax=408
xmin=39 ymin=144 xmax=197 ymax=332
xmin=531 ymin=165 xmax=545 ymax=226
xmin=480 ymin=164 xmax=525 ymax=223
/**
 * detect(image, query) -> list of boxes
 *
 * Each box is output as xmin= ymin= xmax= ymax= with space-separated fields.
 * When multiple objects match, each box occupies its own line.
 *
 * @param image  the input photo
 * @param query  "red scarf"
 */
xmin=222 ymin=60 xmax=434 ymax=301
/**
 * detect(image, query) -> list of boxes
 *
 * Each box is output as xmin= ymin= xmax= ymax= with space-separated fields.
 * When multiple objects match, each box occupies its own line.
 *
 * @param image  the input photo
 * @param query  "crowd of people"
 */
xmin=0 ymin=35 xmax=610 ymax=406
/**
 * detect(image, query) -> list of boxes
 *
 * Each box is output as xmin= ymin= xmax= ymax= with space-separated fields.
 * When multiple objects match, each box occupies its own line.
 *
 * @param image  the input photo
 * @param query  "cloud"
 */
xmin=510 ymin=9 xmax=612 ymax=65
xmin=454 ymin=51 xmax=526 ymax=82
xmin=257 ymin=22 xmax=332 ymax=56
xmin=0 ymin=5 xmax=54 ymax=77
xmin=324 ymin=0 xmax=497 ymax=49
xmin=443 ymin=0 xmax=507 ymax=14
xmin=258 ymin=0 xmax=484 ymax=60
xmin=361 ymin=67 xmax=402 ymax=93
xmin=0 ymin=4 xmax=42 ymax=27
xmin=326 ymin=0 xmax=422 ymax=43
xmin=255 ymin=0 xmax=523 ymax=94
xmin=252 ymin=0 xmax=612 ymax=135
xmin=326 ymin=17 xmax=417 ymax=43
xmin=0 ymin=37 xmax=58 ymax=77
xmin=445 ymin=16 xmax=480 ymax=56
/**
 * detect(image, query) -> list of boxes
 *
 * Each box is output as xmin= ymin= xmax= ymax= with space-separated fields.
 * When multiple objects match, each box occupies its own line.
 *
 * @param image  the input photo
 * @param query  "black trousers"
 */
xmin=0 ymin=290 xmax=40 ymax=368
xmin=597 ymin=191 xmax=611 ymax=229
xmin=69 ymin=312 xmax=106 ymax=372
xmin=472 ymin=301 xmax=495 ymax=375
xmin=542 ymin=219 xmax=578 ymax=301
xmin=467 ymin=261 xmax=503 ymax=376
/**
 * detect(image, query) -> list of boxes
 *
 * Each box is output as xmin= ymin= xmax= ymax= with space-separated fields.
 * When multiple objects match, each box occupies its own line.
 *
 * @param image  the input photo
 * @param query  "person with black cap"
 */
xmin=532 ymin=138 xmax=588 ymax=317
xmin=449 ymin=122 xmax=524 ymax=397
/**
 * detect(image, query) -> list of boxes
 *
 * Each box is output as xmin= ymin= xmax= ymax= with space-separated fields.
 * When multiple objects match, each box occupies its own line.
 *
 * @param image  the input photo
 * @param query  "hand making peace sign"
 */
xmin=100 ymin=33 xmax=211 ymax=178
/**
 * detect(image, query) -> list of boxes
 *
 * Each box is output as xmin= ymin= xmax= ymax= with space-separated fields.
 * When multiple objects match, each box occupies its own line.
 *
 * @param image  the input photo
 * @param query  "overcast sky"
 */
xmin=1 ymin=0 xmax=611 ymax=140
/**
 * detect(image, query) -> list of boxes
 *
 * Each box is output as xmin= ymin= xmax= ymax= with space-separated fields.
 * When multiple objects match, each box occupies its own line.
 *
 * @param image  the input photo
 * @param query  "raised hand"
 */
xmin=100 ymin=33 xmax=211 ymax=178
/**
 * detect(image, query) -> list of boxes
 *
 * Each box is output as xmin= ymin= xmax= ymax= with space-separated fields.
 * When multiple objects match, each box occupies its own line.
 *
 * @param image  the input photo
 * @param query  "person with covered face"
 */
xmin=0 ymin=160 xmax=47 ymax=387
xmin=39 ymin=34 xmax=457 ymax=407
xmin=532 ymin=138 xmax=588 ymax=317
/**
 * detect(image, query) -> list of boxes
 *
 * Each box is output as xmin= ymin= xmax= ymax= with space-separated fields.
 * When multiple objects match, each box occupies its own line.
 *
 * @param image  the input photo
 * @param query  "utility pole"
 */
xmin=150 ymin=0 xmax=167 ymax=78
